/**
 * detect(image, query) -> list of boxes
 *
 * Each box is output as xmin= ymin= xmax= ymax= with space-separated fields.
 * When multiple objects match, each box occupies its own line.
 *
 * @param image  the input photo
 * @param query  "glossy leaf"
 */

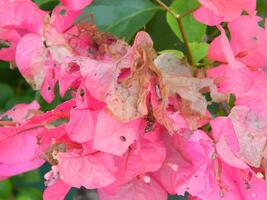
xmin=0 ymin=179 xmax=12 ymax=198
xmin=159 ymin=50 xmax=184 ymax=59
xmin=189 ymin=42 xmax=209 ymax=63
xmin=34 ymin=0 xmax=59 ymax=10
xmin=167 ymin=0 xmax=206 ymax=42
xmin=79 ymin=0 xmax=160 ymax=41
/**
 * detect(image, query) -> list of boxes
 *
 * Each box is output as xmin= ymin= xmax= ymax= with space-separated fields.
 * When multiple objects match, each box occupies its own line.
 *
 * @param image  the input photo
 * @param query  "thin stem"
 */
xmin=153 ymin=0 xmax=194 ymax=65
xmin=179 ymin=5 xmax=200 ymax=19
xmin=176 ymin=19 xmax=193 ymax=65
xmin=154 ymin=0 xmax=179 ymax=18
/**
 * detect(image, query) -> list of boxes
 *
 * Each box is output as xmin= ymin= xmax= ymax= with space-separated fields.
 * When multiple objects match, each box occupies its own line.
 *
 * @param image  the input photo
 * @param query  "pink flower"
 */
xmin=0 ymin=29 xmax=21 ymax=61
xmin=0 ymin=102 xmax=45 ymax=177
xmin=60 ymin=0 xmax=93 ymax=11
xmin=66 ymin=108 xmax=97 ymax=143
xmin=0 ymin=0 xmax=46 ymax=33
xmin=194 ymin=0 xmax=256 ymax=25
xmin=208 ymin=16 xmax=267 ymax=69
xmin=56 ymin=150 xmax=116 ymax=188
xmin=43 ymin=179 xmax=71 ymax=200
xmin=93 ymin=110 xmax=141 ymax=156
xmin=207 ymin=25 xmax=254 ymax=95
xmin=98 ymin=176 xmax=168 ymax=200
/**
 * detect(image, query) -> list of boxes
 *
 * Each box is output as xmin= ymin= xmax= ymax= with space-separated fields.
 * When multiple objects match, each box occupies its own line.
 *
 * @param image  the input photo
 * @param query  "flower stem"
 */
xmin=153 ymin=0 xmax=194 ymax=65
xmin=154 ymin=0 xmax=179 ymax=18
xmin=176 ymin=19 xmax=193 ymax=65
xmin=179 ymin=6 xmax=200 ymax=19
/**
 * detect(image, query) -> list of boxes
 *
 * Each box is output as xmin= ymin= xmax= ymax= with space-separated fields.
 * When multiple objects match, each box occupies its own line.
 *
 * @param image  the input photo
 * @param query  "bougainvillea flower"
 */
xmin=210 ymin=117 xmax=248 ymax=169
xmin=160 ymin=130 xmax=267 ymax=200
xmin=153 ymin=53 xmax=225 ymax=132
xmin=228 ymin=16 xmax=267 ymax=69
xmin=0 ymin=157 xmax=44 ymax=177
xmin=194 ymin=0 xmax=256 ymax=25
xmin=208 ymin=16 xmax=267 ymax=69
xmin=49 ymin=5 xmax=81 ymax=33
xmin=12 ymin=2 xmax=88 ymax=102
xmin=60 ymin=0 xmax=93 ymax=11
xmin=93 ymin=110 xmax=140 ymax=156
xmin=235 ymin=71 xmax=267 ymax=113
xmin=0 ymin=126 xmax=45 ymax=176
xmin=0 ymin=29 xmax=21 ymax=61
xmin=66 ymin=108 xmax=97 ymax=143
xmin=43 ymin=179 xmax=71 ymax=200
xmin=2 ymin=0 xmax=267 ymax=199
xmin=114 ymin=137 xmax=166 ymax=184
xmin=98 ymin=177 xmax=168 ymax=200
xmin=228 ymin=106 xmax=267 ymax=168
xmin=56 ymin=150 xmax=116 ymax=189
xmin=207 ymin=26 xmax=254 ymax=95
xmin=99 ymin=132 xmax=166 ymax=197
xmin=103 ymin=31 xmax=154 ymax=121
xmin=0 ymin=100 xmax=40 ymax=123
xmin=0 ymin=0 xmax=46 ymax=33
xmin=15 ymin=33 xmax=49 ymax=89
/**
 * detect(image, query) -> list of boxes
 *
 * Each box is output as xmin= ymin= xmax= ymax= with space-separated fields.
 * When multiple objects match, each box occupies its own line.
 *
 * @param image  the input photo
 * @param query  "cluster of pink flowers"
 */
xmin=0 ymin=0 xmax=267 ymax=199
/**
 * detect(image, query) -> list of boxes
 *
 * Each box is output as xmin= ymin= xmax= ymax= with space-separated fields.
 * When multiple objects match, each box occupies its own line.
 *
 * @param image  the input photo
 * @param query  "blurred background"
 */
xmin=0 ymin=0 xmax=267 ymax=199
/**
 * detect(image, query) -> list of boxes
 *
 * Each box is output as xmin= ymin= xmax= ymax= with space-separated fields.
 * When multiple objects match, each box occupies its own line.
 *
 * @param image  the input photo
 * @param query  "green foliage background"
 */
xmin=0 ymin=0 xmax=267 ymax=199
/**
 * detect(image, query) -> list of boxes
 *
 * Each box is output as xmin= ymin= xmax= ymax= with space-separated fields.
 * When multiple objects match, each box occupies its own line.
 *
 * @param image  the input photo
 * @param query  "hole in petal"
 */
xmin=80 ymin=89 xmax=85 ymax=97
xmin=117 ymin=68 xmax=131 ymax=83
xmin=59 ymin=9 xmax=66 ymax=16
xmin=0 ymin=115 xmax=12 ymax=121
xmin=43 ymin=41 xmax=48 ymax=48
xmin=120 ymin=136 xmax=126 ymax=142
xmin=0 ymin=39 xmax=10 ymax=50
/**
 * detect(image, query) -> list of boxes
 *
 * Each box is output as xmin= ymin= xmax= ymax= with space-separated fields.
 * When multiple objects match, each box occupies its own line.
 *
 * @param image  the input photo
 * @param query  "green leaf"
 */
xmin=168 ymin=194 xmax=188 ymax=200
xmin=34 ymin=0 xmax=59 ymax=10
xmin=5 ymin=96 xmax=34 ymax=110
xmin=16 ymin=188 xmax=42 ymax=200
xmin=16 ymin=195 xmax=32 ymax=200
xmin=0 ymin=83 xmax=14 ymax=107
xmin=166 ymin=0 xmax=206 ymax=42
xmin=146 ymin=9 xmax=184 ymax=51
xmin=18 ymin=171 xmax=41 ymax=184
xmin=79 ymin=0 xmax=160 ymax=41
xmin=229 ymin=94 xmax=235 ymax=108
xmin=257 ymin=0 xmax=267 ymax=18
xmin=188 ymin=42 xmax=209 ymax=63
xmin=159 ymin=50 xmax=184 ymax=59
xmin=0 ymin=179 xmax=12 ymax=198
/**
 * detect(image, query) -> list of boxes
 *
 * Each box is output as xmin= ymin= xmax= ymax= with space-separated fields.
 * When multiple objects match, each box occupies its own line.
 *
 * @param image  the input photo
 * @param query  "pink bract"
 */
xmin=1 ymin=1 xmax=267 ymax=200
xmin=194 ymin=0 xmax=256 ymax=25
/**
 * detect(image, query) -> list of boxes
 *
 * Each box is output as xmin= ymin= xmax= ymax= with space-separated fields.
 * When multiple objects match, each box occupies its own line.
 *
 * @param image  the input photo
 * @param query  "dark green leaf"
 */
xmin=0 ymin=83 xmax=14 ymax=106
xmin=79 ymin=0 xmax=160 ymax=41
xmin=34 ymin=0 xmax=59 ymax=10
xmin=257 ymin=0 xmax=267 ymax=18
xmin=167 ymin=0 xmax=206 ymax=42
xmin=146 ymin=10 xmax=184 ymax=51
xmin=5 ymin=96 xmax=34 ymax=110
xmin=168 ymin=194 xmax=188 ymax=200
